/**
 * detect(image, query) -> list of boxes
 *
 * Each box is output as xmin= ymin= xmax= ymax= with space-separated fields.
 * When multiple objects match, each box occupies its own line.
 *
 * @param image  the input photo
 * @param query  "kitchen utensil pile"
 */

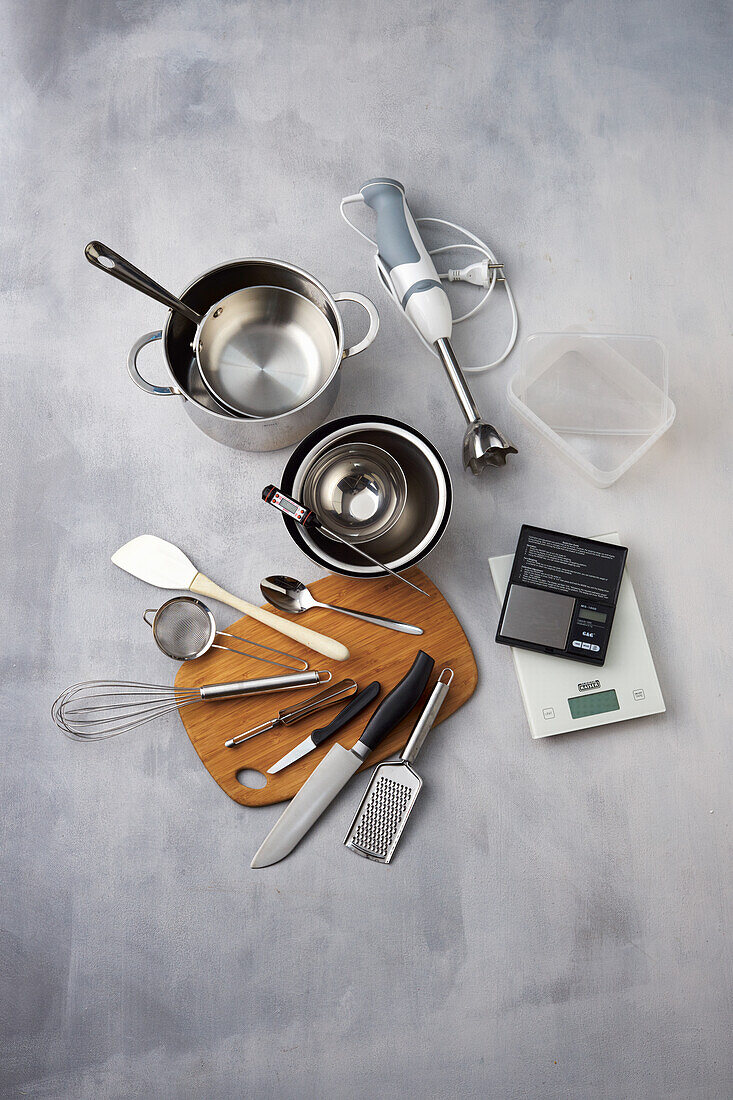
xmin=53 ymin=175 xmax=669 ymax=866
xmin=225 ymin=678 xmax=358 ymax=748
xmin=345 ymin=667 xmax=453 ymax=862
xmin=112 ymin=534 xmax=350 ymax=661
xmin=251 ymin=651 xmax=435 ymax=867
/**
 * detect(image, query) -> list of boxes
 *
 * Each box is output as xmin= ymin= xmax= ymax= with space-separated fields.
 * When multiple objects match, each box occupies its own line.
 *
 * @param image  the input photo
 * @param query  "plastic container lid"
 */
xmin=508 ymin=332 xmax=676 ymax=487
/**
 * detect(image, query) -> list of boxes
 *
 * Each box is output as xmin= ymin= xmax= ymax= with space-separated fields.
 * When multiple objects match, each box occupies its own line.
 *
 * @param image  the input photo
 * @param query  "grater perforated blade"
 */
xmin=344 ymin=668 xmax=453 ymax=863
xmin=345 ymin=762 xmax=423 ymax=862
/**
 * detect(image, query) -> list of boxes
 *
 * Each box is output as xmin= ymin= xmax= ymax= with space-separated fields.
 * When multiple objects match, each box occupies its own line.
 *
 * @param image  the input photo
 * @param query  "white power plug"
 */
xmin=446 ymin=260 xmax=504 ymax=288
xmin=340 ymin=203 xmax=518 ymax=373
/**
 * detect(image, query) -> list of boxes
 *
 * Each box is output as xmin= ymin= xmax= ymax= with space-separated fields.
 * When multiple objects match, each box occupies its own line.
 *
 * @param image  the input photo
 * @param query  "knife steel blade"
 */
xmin=267 ymin=680 xmax=381 ymax=774
xmin=251 ymin=651 xmax=434 ymax=867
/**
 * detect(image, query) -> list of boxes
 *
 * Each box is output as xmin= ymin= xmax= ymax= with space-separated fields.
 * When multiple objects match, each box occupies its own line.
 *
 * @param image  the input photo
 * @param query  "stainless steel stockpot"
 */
xmin=126 ymin=259 xmax=379 ymax=451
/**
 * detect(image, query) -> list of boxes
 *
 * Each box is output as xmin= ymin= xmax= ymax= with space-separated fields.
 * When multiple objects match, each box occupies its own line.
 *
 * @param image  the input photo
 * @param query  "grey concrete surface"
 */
xmin=2 ymin=1 xmax=732 ymax=1097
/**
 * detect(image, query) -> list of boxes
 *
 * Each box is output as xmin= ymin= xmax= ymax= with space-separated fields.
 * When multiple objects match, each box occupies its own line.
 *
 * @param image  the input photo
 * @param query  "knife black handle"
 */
xmin=310 ymin=680 xmax=381 ymax=747
xmin=357 ymin=651 xmax=434 ymax=754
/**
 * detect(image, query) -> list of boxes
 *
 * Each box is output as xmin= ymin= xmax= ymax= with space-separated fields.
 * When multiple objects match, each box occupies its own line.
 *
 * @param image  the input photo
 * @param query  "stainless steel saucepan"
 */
xmin=87 ymin=249 xmax=379 ymax=451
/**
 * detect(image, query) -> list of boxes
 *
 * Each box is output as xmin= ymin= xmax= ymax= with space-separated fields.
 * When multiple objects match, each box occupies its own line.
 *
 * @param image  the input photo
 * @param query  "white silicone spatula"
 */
xmin=112 ymin=535 xmax=350 ymax=662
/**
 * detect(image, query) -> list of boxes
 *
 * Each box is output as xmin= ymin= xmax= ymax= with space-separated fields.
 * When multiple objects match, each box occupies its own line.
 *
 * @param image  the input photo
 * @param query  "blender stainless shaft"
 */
xmin=434 ymin=338 xmax=518 ymax=473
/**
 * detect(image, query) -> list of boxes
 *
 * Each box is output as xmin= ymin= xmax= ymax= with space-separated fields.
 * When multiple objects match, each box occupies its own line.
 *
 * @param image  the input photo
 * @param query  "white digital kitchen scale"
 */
xmin=489 ymin=533 xmax=665 ymax=738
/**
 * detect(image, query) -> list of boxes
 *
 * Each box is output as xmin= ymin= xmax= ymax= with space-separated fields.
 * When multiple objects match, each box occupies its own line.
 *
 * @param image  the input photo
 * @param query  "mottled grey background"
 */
xmin=2 ymin=1 xmax=731 ymax=1097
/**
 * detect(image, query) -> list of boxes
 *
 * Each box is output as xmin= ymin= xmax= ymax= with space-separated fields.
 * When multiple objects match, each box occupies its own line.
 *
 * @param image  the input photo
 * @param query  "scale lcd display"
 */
xmin=568 ymin=689 xmax=620 ymax=719
xmin=580 ymin=609 xmax=608 ymax=624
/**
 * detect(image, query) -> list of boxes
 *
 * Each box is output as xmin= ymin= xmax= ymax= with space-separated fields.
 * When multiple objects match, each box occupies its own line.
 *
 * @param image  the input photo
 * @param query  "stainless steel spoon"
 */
xmin=261 ymin=575 xmax=423 ymax=635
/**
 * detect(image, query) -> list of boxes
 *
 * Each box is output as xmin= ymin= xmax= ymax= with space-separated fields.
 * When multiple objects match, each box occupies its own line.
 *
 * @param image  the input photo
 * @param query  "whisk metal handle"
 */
xmin=199 ymin=669 xmax=329 ymax=701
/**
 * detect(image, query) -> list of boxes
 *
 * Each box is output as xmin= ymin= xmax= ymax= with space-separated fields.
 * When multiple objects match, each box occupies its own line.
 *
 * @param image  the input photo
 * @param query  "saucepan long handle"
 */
xmin=85 ymin=240 xmax=202 ymax=326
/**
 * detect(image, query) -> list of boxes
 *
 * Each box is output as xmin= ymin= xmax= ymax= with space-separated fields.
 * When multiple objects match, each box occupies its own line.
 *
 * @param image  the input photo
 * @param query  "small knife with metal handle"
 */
xmin=267 ymin=680 xmax=381 ymax=774
xmin=225 ymin=678 xmax=357 ymax=748
xmin=251 ymin=651 xmax=434 ymax=867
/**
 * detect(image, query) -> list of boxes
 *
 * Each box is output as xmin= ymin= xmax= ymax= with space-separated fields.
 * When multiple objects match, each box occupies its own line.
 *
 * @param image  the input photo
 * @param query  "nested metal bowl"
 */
xmin=280 ymin=415 xmax=452 ymax=578
xmin=300 ymin=441 xmax=408 ymax=544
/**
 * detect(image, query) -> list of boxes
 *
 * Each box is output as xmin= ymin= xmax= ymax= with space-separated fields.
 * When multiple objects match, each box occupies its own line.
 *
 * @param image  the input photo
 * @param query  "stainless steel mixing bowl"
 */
xmin=300 ymin=441 xmax=407 ymax=544
xmin=280 ymin=416 xmax=452 ymax=578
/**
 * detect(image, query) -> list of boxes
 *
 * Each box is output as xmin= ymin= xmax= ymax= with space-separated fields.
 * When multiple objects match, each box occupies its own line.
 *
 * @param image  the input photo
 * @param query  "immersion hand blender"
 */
xmin=343 ymin=178 xmax=517 ymax=474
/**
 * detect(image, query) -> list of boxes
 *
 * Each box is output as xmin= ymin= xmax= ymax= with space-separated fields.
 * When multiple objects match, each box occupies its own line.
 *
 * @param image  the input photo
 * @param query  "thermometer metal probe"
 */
xmin=262 ymin=485 xmax=429 ymax=597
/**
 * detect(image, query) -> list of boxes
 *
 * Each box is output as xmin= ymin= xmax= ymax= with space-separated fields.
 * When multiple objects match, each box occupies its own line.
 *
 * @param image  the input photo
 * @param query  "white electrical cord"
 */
xmin=340 ymin=202 xmax=518 ymax=373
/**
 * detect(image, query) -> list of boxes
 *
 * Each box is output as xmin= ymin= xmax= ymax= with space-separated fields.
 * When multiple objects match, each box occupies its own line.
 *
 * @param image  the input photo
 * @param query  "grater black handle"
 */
xmin=356 ymin=651 xmax=434 ymax=754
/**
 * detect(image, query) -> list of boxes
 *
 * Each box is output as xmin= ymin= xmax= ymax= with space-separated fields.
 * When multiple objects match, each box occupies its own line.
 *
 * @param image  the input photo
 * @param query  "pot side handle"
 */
xmin=127 ymin=331 xmax=182 ymax=396
xmin=333 ymin=292 xmax=379 ymax=360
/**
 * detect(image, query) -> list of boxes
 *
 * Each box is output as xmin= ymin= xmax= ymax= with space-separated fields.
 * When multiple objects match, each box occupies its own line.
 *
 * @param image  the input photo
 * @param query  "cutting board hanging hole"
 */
xmin=236 ymin=768 xmax=268 ymax=790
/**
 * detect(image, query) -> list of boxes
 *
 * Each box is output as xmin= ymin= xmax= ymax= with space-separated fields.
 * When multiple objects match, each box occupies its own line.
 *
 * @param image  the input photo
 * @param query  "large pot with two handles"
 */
xmin=126 ymin=258 xmax=379 ymax=451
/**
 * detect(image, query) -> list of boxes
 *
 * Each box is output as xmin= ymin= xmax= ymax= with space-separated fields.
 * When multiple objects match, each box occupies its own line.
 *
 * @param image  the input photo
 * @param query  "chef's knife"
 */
xmin=251 ymin=651 xmax=434 ymax=867
xmin=267 ymin=680 xmax=381 ymax=773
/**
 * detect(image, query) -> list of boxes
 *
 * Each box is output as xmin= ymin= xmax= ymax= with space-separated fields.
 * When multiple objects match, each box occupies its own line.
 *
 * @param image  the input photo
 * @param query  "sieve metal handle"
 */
xmin=127 ymin=331 xmax=182 ymax=397
xmin=212 ymin=630 xmax=309 ymax=672
xmin=333 ymin=292 xmax=380 ymax=360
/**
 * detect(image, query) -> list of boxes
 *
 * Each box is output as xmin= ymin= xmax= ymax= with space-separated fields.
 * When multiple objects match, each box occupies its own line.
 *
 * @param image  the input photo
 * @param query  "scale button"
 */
xmin=542 ymin=707 xmax=555 ymax=720
xmin=590 ymin=644 xmax=600 ymax=652
xmin=633 ymin=688 xmax=645 ymax=701
xmin=581 ymin=642 xmax=592 ymax=650
xmin=572 ymin=640 xmax=582 ymax=648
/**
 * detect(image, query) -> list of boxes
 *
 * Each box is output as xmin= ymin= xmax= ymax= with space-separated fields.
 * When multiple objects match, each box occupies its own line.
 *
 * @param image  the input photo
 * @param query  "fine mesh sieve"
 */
xmin=143 ymin=597 xmax=308 ymax=671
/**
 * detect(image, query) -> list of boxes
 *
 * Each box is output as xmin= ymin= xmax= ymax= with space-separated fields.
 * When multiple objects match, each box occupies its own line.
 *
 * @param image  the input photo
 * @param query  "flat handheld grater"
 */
xmin=344 ymin=668 xmax=453 ymax=863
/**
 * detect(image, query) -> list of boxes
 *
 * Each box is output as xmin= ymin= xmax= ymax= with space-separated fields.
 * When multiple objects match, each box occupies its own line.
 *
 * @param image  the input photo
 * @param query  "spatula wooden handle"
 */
xmin=189 ymin=573 xmax=350 ymax=662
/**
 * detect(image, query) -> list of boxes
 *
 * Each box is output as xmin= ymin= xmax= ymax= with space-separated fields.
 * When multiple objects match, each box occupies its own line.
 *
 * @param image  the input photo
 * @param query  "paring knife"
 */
xmin=251 ymin=650 xmax=434 ymax=868
xmin=267 ymin=680 xmax=381 ymax=774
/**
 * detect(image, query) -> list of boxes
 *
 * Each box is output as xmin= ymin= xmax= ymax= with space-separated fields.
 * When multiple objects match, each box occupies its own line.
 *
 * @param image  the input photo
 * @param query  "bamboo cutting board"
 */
xmin=175 ymin=567 xmax=478 ymax=806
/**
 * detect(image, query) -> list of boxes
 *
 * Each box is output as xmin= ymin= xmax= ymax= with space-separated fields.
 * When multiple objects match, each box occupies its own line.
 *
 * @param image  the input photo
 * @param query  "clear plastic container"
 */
xmin=507 ymin=332 xmax=676 ymax=487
